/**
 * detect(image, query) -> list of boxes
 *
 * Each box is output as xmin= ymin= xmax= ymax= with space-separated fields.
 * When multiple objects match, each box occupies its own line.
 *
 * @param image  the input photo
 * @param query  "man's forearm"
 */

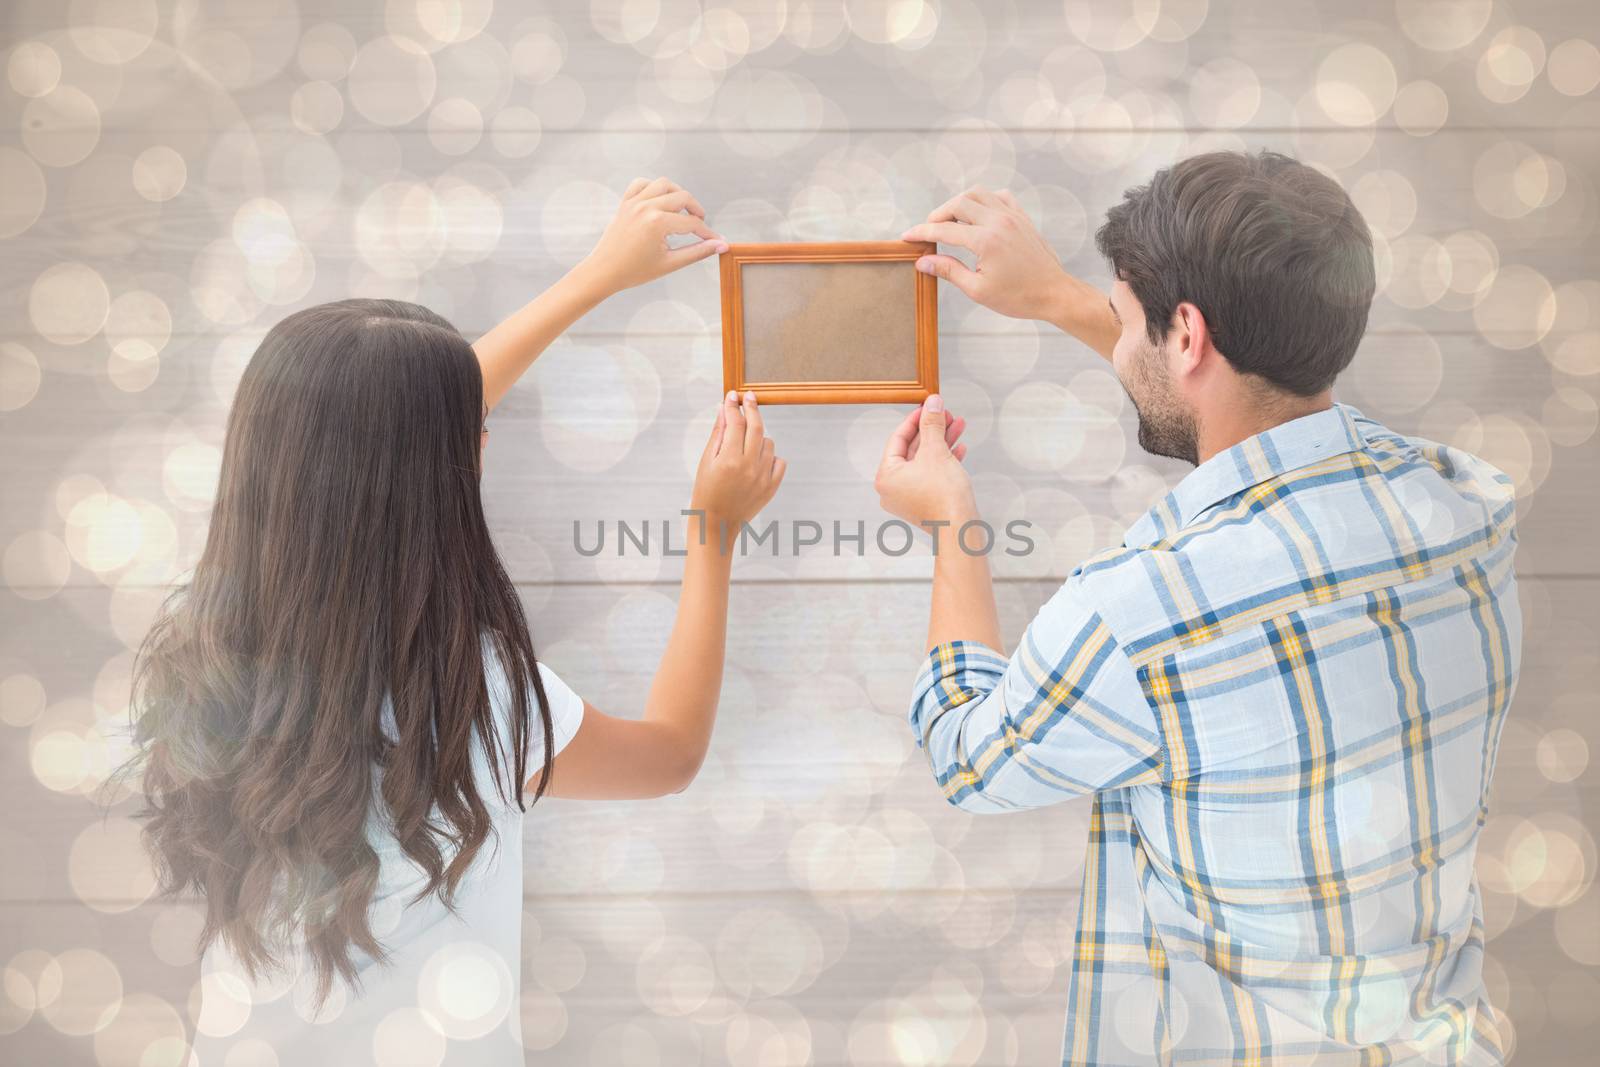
xmin=927 ymin=510 xmax=1003 ymax=653
xmin=473 ymin=260 xmax=612 ymax=412
xmin=1042 ymin=272 xmax=1118 ymax=364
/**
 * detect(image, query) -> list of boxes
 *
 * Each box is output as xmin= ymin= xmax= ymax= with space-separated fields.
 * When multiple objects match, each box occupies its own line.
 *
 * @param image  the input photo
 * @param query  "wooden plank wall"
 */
xmin=2 ymin=1 xmax=1596 ymax=1064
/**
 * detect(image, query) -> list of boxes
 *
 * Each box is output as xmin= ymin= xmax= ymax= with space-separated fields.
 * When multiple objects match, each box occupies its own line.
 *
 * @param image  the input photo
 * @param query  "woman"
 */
xmin=121 ymin=178 xmax=784 ymax=1064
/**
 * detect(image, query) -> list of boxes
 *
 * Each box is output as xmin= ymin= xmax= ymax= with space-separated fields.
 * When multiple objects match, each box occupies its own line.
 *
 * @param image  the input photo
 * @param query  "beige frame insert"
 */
xmin=718 ymin=240 xmax=939 ymax=404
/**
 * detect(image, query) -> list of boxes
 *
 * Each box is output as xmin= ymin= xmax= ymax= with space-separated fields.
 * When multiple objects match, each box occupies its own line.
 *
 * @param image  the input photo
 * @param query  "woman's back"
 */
xmin=122 ymin=192 xmax=783 ymax=1063
xmin=191 ymin=642 xmax=585 ymax=1067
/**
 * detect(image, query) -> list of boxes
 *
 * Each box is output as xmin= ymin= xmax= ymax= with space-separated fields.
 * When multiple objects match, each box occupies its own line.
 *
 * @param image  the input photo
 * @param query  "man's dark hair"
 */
xmin=1094 ymin=149 xmax=1375 ymax=396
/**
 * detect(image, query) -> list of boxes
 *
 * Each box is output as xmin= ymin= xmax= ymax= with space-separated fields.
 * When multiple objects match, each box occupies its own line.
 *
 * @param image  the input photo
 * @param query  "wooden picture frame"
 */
xmin=719 ymin=240 xmax=938 ymax=404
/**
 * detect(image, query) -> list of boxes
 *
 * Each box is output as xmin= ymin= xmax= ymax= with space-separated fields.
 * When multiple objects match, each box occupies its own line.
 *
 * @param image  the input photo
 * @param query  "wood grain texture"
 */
xmin=0 ymin=894 xmax=1080 ymax=1067
xmin=1 ymin=576 xmax=1595 ymax=1061
xmin=0 ymin=127 xmax=1593 ymax=342
xmin=3 ymin=0 xmax=1597 ymax=1063
xmin=0 ymin=332 xmax=1591 ymax=585
xmin=6 ymin=576 xmax=1593 ymax=896
xmin=3 ymin=0 xmax=1597 ymax=134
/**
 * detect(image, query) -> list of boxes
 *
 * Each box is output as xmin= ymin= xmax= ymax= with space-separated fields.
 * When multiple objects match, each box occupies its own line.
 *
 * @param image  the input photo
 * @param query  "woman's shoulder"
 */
xmin=477 ymin=631 xmax=585 ymax=752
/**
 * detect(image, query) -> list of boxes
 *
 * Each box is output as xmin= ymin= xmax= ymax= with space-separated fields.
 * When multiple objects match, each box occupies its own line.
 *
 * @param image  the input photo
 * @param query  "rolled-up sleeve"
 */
xmin=908 ymin=581 xmax=1166 ymax=813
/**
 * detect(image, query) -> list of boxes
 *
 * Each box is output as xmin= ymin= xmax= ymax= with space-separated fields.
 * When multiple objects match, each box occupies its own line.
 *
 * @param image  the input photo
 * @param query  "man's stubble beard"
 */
xmin=1121 ymin=336 xmax=1200 ymax=467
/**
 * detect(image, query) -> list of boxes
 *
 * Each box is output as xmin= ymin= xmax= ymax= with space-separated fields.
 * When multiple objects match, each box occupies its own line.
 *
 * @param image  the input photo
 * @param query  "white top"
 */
xmin=190 ymin=641 xmax=585 ymax=1067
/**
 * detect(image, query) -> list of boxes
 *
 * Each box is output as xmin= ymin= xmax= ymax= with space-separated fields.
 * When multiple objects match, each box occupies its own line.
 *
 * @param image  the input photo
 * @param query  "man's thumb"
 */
xmin=919 ymin=394 xmax=950 ymax=453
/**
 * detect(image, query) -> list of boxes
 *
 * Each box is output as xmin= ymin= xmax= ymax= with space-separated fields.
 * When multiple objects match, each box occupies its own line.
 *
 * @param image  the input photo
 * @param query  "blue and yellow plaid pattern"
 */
xmin=910 ymin=404 xmax=1520 ymax=1066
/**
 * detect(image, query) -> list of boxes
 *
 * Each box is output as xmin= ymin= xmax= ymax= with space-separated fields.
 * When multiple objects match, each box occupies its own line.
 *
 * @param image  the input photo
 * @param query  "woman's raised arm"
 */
xmin=527 ymin=391 xmax=785 ymax=799
xmin=473 ymin=176 xmax=728 ymax=412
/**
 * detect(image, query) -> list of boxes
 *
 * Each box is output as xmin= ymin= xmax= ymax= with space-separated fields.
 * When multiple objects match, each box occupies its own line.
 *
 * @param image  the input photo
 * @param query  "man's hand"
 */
xmin=901 ymin=186 xmax=1070 ymax=324
xmin=576 ymin=176 xmax=728 ymax=297
xmin=874 ymin=395 xmax=975 ymax=529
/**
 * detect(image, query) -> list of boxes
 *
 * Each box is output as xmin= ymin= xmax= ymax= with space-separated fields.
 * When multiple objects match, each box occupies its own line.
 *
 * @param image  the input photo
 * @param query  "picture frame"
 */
xmin=718 ymin=240 xmax=939 ymax=404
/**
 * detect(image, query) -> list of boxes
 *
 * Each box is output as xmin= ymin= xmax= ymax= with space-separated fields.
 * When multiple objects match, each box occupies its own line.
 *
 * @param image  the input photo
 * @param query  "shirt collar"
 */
xmin=1124 ymin=402 xmax=1370 ymax=545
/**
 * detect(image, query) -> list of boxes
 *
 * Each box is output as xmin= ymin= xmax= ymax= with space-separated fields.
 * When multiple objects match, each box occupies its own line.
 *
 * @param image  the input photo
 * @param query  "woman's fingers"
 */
xmin=741 ymin=391 xmax=764 ymax=454
xmin=662 ymin=212 xmax=720 ymax=238
xmin=663 ymin=215 xmax=728 ymax=257
xmin=623 ymin=176 xmax=651 ymax=200
xmin=633 ymin=176 xmax=675 ymax=201
xmin=644 ymin=187 xmax=706 ymax=219
xmin=720 ymin=390 xmax=746 ymax=454
xmin=706 ymin=393 xmax=728 ymax=456
xmin=946 ymin=414 xmax=966 ymax=447
xmin=666 ymin=239 xmax=726 ymax=270
xmin=660 ymin=207 xmax=727 ymax=270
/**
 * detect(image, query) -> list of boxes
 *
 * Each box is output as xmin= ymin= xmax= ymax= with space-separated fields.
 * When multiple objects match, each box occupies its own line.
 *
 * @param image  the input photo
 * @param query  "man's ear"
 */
xmin=1170 ymin=301 xmax=1211 ymax=379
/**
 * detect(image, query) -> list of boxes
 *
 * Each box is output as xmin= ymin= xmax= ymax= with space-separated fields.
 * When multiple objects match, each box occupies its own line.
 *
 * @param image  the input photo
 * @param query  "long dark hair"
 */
xmin=116 ymin=298 xmax=553 ymax=1007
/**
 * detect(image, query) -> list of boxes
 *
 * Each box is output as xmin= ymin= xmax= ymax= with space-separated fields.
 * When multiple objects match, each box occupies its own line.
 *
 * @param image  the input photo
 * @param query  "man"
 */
xmin=875 ymin=150 xmax=1519 ymax=1065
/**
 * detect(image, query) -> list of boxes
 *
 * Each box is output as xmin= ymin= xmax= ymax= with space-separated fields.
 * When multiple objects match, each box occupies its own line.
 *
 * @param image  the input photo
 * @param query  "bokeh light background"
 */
xmin=1 ymin=0 xmax=1597 ymax=1064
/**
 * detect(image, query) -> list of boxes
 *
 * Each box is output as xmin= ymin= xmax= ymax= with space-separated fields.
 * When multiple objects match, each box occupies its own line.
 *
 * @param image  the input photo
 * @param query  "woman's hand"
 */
xmin=472 ymin=179 xmax=726 ymax=429
xmin=534 ymin=391 xmax=783 ymax=802
xmin=577 ymin=176 xmax=728 ymax=297
xmin=691 ymin=391 xmax=786 ymax=531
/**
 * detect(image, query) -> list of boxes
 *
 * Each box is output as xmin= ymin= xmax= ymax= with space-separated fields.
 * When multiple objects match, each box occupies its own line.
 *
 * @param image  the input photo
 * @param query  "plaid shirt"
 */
xmin=910 ymin=403 xmax=1519 ymax=1066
